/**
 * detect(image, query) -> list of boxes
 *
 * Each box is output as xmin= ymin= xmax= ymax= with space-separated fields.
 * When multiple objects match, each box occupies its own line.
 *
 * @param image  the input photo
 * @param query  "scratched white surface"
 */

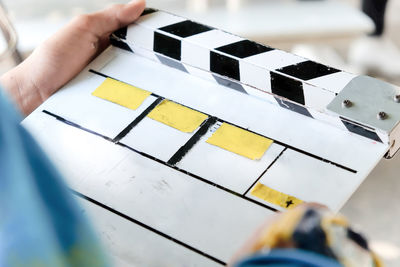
xmin=22 ymin=46 xmax=388 ymax=265
xmin=23 ymin=111 xmax=274 ymax=263
xmin=76 ymin=197 xmax=221 ymax=267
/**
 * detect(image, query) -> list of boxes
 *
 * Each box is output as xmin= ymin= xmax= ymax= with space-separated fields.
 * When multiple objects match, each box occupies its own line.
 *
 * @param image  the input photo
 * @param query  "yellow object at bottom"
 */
xmin=251 ymin=182 xmax=303 ymax=209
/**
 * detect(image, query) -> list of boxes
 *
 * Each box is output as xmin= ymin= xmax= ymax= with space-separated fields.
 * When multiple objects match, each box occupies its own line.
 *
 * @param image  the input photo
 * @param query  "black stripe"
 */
xmin=168 ymin=117 xmax=218 ymax=165
xmin=72 ymin=190 xmax=226 ymax=266
xmin=278 ymin=60 xmax=340 ymax=81
xmin=210 ymin=51 xmax=240 ymax=80
xmin=110 ymin=37 xmax=133 ymax=52
xmin=271 ymin=72 xmax=305 ymax=105
xmin=243 ymin=148 xmax=287 ymax=196
xmin=159 ymin=20 xmax=212 ymax=38
xmin=113 ymin=26 xmax=127 ymax=40
xmin=141 ymin=7 xmax=158 ymax=16
xmin=154 ymin=32 xmax=181 ymax=60
xmin=341 ymin=119 xmax=382 ymax=143
xmin=215 ymin=40 xmax=273 ymax=59
xmin=113 ymin=97 xmax=164 ymax=143
xmin=88 ymin=70 xmax=358 ymax=173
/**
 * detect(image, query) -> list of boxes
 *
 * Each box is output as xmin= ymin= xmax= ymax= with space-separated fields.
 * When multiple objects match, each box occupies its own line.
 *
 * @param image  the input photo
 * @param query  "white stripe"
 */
xmin=307 ymin=71 xmax=357 ymax=94
xmin=185 ymin=29 xmax=243 ymax=50
xmin=239 ymin=60 xmax=271 ymax=92
xmin=244 ymin=49 xmax=306 ymax=70
xmin=135 ymin=11 xmax=186 ymax=29
xmin=303 ymin=83 xmax=336 ymax=111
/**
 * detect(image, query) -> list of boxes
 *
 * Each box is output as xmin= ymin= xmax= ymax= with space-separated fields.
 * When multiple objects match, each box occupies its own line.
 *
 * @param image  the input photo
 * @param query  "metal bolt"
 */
xmin=377 ymin=111 xmax=387 ymax=120
xmin=342 ymin=99 xmax=352 ymax=108
xmin=394 ymin=95 xmax=400 ymax=103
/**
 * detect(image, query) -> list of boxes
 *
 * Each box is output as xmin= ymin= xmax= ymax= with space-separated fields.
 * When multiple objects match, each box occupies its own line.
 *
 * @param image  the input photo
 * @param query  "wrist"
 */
xmin=0 ymin=63 xmax=42 ymax=115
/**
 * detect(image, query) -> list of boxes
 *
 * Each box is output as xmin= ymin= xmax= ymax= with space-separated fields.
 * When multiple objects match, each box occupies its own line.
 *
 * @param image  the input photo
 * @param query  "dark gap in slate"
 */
xmin=274 ymin=97 xmax=312 ymax=118
xmin=113 ymin=26 xmax=127 ymax=40
xmin=168 ymin=117 xmax=218 ymax=166
xmin=110 ymin=37 xmax=133 ymax=52
xmin=156 ymin=54 xmax=188 ymax=73
xmin=215 ymin=40 xmax=273 ymax=58
xmin=339 ymin=116 xmax=375 ymax=131
xmin=271 ymin=72 xmax=305 ymax=105
xmin=159 ymin=20 xmax=212 ymax=38
xmin=278 ymin=60 xmax=340 ymax=81
xmin=141 ymin=7 xmax=158 ymax=16
xmin=210 ymin=51 xmax=240 ymax=80
xmin=341 ymin=119 xmax=382 ymax=143
xmin=154 ymin=32 xmax=181 ymax=60
xmin=212 ymin=75 xmax=247 ymax=94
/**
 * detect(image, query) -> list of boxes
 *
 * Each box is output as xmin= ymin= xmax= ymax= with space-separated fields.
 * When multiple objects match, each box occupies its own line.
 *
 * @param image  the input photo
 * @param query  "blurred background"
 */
xmin=1 ymin=0 xmax=399 ymax=266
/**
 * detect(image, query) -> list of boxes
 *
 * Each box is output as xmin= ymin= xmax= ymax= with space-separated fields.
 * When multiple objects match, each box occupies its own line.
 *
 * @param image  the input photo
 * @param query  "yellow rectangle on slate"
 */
xmin=206 ymin=123 xmax=273 ymax=160
xmin=147 ymin=100 xmax=208 ymax=133
xmin=92 ymin=78 xmax=151 ymax=110
xmin=251 ymin=182 xmax=303 ymax=209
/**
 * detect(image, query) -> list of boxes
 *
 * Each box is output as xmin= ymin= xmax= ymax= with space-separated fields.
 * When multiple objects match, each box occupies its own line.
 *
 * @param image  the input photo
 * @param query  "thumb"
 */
xmin=87 ymin=0 xmax=146 ymax=37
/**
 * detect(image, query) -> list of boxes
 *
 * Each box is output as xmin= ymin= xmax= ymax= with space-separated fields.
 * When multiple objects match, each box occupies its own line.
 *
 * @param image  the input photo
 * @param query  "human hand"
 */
xmin=228 ymin=203 xmax=328 ymax=266
xmin=0 ymin=0 xmax=145 ymax=115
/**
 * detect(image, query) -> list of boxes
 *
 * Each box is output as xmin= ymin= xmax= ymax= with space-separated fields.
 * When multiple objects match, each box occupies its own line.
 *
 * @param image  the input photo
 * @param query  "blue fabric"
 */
xmin=0 ymin=90 xmax=108 ymax=266
xmin=234 ymin=249 xmax=343 ymax=267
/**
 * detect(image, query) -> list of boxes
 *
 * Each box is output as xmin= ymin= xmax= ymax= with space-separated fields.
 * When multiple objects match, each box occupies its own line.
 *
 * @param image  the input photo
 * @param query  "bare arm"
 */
xmin=0 ymin=0 xmax=145 ymax=115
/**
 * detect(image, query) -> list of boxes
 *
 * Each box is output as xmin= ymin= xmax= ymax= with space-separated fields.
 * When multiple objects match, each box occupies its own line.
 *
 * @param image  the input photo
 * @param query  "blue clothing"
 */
xmin=0 ymin=90 xmax=108 ymax=266
xmin=235 ymin=249 xmax=343 ymax=267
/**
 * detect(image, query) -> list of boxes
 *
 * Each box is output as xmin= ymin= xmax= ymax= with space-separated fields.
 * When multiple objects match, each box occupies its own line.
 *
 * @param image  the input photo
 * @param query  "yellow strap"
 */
xmin=92 ymin=78 xmax=151 ymax=110
xmin=147 ymin=100 xmax=208 ymax=133
xmin=206 ymin=123 xmax=273 ymax=160
xmin=251 ymin=182 xmax=303 ymax=209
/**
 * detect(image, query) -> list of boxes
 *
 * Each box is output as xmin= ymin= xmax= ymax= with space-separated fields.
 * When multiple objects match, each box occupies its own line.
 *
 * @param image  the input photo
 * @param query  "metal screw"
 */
xmin=394 ymin=95 xmax=400 ymax=103
xmin=377 ymin=111 xmax=387 ymax=120
xmin=342 ymin=99 xmax=352 ymax=108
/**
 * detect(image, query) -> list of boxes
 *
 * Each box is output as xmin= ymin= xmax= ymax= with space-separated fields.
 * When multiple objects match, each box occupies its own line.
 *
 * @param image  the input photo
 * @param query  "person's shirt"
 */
xmin=0 ymin=89 xmax=108 ymax=267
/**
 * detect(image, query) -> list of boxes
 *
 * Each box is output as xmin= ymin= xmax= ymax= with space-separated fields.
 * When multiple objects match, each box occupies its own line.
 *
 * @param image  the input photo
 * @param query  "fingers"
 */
xmin=74 ymin=0 xmax=146 ymax=38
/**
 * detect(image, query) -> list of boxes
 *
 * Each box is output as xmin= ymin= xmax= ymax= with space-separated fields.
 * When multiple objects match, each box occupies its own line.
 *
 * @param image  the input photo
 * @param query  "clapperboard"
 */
xmin=22 ymin=8 xmax=400 ymax=266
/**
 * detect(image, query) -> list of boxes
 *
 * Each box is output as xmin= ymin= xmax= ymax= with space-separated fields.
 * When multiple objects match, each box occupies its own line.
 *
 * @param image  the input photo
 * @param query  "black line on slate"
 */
xmin=243 ymin=148 xmax=288 ymax=196
xmin=72 ymin=190 xmax=226 ymax=266
xmin=167 ymin=116 xmax=218 ymax=165
xmin=113 ymin=97 xmax=164 ymax=142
